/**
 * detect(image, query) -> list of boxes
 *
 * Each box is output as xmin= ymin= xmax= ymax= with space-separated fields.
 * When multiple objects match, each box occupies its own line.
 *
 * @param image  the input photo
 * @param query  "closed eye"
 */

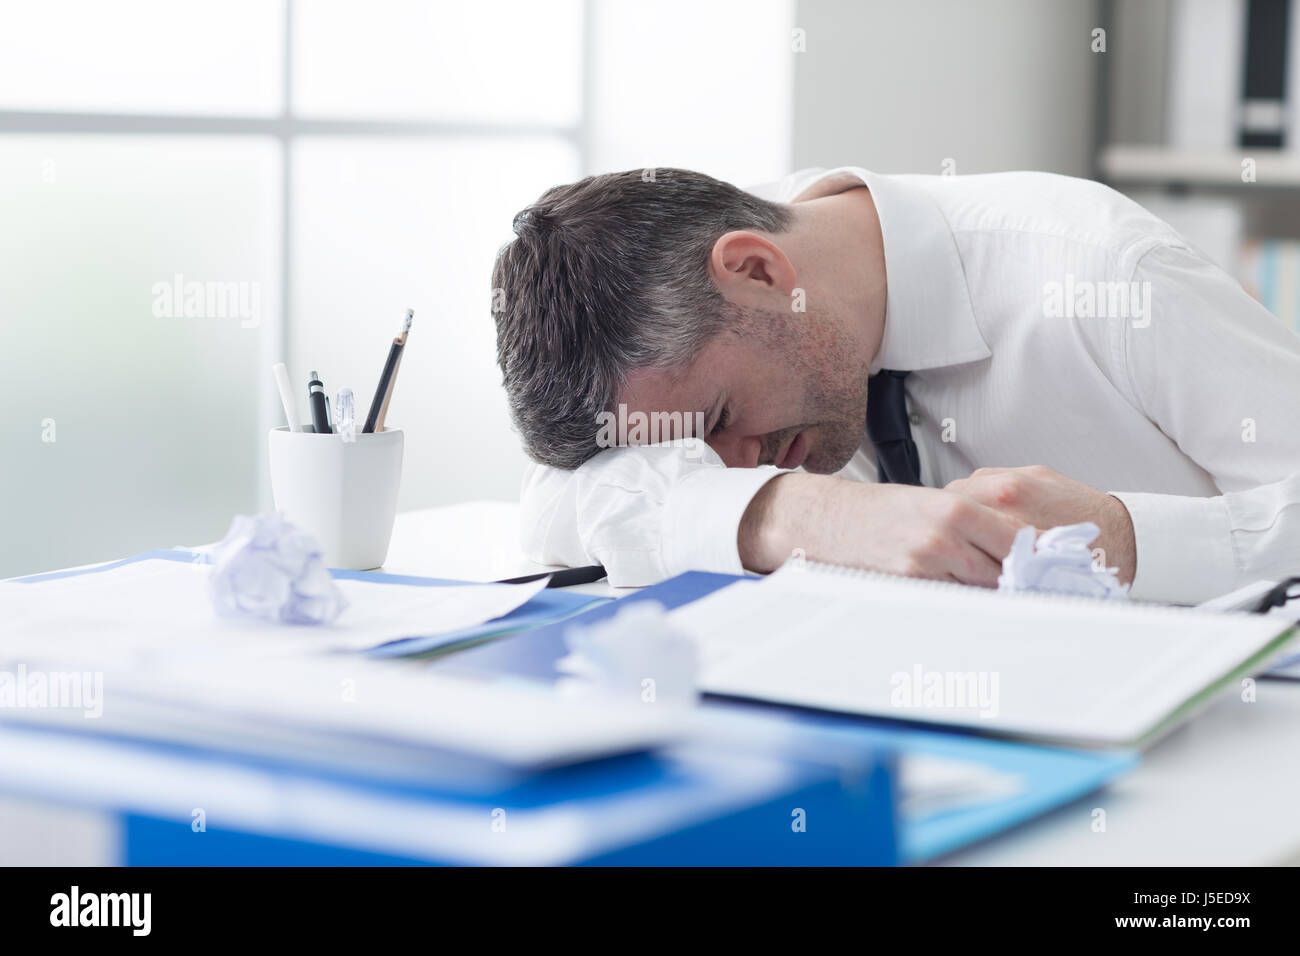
xmin=709 ymin=406 xmax=730 ymax=437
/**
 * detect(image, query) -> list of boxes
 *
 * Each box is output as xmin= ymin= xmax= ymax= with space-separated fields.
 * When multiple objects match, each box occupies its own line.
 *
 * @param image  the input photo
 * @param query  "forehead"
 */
xmin=618 ymin=334 xmax=736 ymax=416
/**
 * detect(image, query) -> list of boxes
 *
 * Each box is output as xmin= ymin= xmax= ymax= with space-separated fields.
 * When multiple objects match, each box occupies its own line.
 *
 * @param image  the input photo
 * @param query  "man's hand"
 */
xmin=738 ymin=473 xmax=1026 ymax=587
xmin=944 ymin=465 xmax=1137 ymax=584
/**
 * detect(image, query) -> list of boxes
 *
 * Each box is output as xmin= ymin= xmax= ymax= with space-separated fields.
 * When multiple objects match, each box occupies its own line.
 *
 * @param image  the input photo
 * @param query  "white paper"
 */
xmin=0 ymin=559 xmax=680 ymax=770
xmin=1197 ymin=579 xmax=1278 ymax=613
xmin=0 ymin=557 xmax=547 ymax=661
xmin=900 ymin=754 xmax=1024 ymax=820
xmin=1198 ymin=581 xmax=1300 ymax=677
xmin=557 ymin=601 xmax=698 ymax=707
xmin=0 ymin=649 xmax=683 ymax=771
xmin=997 ymin=522 xmax=1127 ymax=600
xmin=668 ymin=562 xmax=1292 ymax=746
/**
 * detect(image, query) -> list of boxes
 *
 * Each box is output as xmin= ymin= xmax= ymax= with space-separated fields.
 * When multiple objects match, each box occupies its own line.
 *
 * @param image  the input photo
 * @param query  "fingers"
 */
xmin=952 ymin=496 xmax=1027 ymax=565
xmin=966 ymin=465 xmax=1057 ymax=479
xmin=891 ymin=494 xmax=1023 ymax=587
xmin=943 ymin=537 xmax=1005 ymax=588
xmin=948 ymin=473 xmax=1031 ymax=518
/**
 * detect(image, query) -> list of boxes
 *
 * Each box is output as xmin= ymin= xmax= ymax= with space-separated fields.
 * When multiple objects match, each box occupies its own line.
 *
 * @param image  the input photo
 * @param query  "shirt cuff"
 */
xmin=662 ymin=465 xmax=783 ymax=577
xmin=1109 ymin=490 xmax=1237 ymax=604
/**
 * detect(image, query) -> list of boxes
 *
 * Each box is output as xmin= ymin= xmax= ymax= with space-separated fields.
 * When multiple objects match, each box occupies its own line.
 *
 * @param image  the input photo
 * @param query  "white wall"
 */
xmin=587 ymin=0 xmax=795 ymax=187
xmin=792 ymin=0 xmax=1100 ymax=176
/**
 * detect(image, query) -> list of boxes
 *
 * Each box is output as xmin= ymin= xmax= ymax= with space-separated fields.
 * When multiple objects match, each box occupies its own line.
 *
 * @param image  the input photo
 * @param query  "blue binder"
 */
xmin=0 ymin=717 xmax=897 ymax=866
xmin=115 ymin=743 xmax=898 ymax=866
xmin=436 ymin=571 xmax=1139 ymax=863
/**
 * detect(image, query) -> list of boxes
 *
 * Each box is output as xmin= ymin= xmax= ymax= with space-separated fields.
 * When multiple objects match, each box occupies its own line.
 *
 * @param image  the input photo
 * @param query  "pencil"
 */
xmin=363 ymin=309 xmax=413 ymax=433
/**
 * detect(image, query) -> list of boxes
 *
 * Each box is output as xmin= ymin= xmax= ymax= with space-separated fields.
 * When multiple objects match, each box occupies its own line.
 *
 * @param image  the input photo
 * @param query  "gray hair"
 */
xmin=491 ymin=168 xmax=793 ymax=470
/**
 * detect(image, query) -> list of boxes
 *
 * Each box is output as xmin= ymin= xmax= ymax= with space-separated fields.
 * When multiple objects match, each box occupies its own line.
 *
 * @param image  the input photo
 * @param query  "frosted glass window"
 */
xmin=290 ymin=136 xmax=579 ymax=510
xmin=0 ymin=0 xmax=799 ymax=580
xmin=0 ymin=137 xmax=279 ymax=577
xmin=588 ymin=0 xmax=794 ymax=186
xmin=293 ymin=0 xmax=582 ymax=126
xmin=0 ymin=1 xmax=284 ymax=115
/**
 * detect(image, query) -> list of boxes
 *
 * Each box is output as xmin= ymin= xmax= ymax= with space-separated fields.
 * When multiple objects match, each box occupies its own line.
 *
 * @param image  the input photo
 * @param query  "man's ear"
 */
xmin=709 ymin=230 xmax=797 ymax=305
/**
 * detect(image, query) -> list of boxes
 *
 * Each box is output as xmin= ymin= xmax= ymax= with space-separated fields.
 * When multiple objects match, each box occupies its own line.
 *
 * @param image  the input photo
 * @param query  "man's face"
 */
xmin=618 ymin=306 xmax=869 ymax=473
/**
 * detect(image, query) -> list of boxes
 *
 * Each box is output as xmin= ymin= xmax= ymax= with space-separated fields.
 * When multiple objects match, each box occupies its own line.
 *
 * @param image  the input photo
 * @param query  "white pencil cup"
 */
xmin=268 ymin=426 xmax=404 ymax=570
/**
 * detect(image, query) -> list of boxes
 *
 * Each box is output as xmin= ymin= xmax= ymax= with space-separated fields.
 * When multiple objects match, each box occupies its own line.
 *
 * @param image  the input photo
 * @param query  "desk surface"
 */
xmin=384 ymin=499 xmax=622 ymax=599
xmin=387 ymin=501 xmax=1300 ymax=867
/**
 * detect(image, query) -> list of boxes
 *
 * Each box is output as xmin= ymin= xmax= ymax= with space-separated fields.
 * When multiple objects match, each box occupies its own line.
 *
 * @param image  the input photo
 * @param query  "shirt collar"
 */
xmin=791 ymin=166 xmax=991 ymax=374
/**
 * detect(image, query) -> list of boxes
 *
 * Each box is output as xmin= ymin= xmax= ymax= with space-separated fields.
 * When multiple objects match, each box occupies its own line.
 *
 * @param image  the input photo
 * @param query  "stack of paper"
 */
xmin=0 ymin=554 xmax=680 ymax=783
xmin=1 ymin=555 xmax=548 ymax=659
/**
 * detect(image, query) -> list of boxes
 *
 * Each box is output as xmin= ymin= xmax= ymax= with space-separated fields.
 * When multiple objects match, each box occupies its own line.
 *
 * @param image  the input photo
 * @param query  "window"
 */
xmin=0 ymin=0 xmax=792 ymax=577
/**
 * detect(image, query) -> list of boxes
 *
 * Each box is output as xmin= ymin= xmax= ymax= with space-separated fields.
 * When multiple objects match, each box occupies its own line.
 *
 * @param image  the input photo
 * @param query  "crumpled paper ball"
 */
xmin=208 ymin=513 xmax=348 ymax=625
xmin=557 ymin=601 xmax=699 ymax=707
xmin=997 ymin=521 xmax=1128 ymax=600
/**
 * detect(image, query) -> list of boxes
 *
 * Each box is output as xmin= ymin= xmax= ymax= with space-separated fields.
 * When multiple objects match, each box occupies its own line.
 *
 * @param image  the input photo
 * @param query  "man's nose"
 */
xmin=707 ymin=433 xmax=763 ymax=468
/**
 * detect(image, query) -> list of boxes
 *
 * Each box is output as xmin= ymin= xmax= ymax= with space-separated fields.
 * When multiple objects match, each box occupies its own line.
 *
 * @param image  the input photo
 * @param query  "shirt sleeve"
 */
xmin=519 ymin=445 xmax=783 ymax=587
xmin=1109 ymin=240 xmax=1300 ymax=603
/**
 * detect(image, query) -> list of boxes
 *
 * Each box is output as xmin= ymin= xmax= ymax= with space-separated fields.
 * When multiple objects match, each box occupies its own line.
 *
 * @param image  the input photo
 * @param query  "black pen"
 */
xmin=308 ymin=370 xmax=332 ymax=434
xmin=496 ymin=564 xmax=608 ymax=588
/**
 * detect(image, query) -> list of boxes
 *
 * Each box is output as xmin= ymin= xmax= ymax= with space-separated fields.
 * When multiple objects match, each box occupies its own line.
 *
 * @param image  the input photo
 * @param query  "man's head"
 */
xmin=492 ymin=168 xmax=878 ymax=473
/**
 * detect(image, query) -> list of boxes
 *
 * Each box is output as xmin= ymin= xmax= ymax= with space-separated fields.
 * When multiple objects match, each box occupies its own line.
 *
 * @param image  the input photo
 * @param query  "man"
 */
xmin=491 ymin=166 xmax=1300 ymax=603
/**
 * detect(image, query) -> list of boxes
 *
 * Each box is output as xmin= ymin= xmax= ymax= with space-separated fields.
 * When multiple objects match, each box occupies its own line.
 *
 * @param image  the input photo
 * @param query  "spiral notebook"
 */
xmin=668 ymin=562 xmax=1298 ymax=748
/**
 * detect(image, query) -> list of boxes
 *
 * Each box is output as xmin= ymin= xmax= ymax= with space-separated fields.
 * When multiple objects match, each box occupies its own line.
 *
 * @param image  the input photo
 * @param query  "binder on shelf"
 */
xmin=1240 ymin=0 xmax=1292 ymax=148
xmin=1167 ymin=0 xmax=1246 ymax=150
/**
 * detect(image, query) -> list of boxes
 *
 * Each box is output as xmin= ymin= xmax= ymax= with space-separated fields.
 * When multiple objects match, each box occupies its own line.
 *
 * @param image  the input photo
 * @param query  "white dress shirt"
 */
xmin=519 ymin=167 xmax=1300 ymax=604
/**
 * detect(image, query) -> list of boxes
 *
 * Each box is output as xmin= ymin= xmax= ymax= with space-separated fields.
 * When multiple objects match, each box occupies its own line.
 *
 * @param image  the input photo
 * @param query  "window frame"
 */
xmin=0 ymin=0 xmax=590 ymax=508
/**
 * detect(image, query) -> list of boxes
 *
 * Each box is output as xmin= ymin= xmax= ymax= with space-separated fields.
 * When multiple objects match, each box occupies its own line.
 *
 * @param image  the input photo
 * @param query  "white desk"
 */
xmin=384 ymin=499 xmax=621 ymax=599
xmin=388 ymin=501 xmax=1300 ymax=867
xmin=2 ymin=502 xmax=1296 ymax=866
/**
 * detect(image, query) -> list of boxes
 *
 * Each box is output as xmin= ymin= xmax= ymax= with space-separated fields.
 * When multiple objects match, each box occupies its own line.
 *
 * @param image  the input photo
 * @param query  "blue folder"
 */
xmin=0 ymin=719 xmax=897 ymax=866
xmin=125 ymin=737 xmax=897 ymax=866
xmin=435 ymin=570 xmax=1139 ymax=863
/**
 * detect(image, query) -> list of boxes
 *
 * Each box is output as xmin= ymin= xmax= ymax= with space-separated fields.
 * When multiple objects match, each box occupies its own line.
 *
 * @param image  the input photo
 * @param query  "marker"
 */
xmin=363 ymin=309 xmax=414 ymax=433
xmin=308 ymin=370 xmax=332 ymax=434
xmin=272 ymin=362 xmax=302 ymax=432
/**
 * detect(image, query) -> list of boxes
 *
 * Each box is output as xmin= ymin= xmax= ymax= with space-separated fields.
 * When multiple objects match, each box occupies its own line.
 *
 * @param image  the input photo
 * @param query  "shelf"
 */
xmin=1100 ymin=145 xmax=1300 ymax=189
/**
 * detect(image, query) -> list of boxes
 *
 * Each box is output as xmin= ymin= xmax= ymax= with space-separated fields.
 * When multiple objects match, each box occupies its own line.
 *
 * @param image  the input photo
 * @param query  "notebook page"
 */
xmin=669 ymin=564 xmax=1294 ymax=746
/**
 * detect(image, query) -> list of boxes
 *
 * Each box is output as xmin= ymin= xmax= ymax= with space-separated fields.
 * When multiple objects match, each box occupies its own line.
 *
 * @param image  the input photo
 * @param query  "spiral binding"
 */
xmin=783 ymin=557 xmax=1203 ymax=619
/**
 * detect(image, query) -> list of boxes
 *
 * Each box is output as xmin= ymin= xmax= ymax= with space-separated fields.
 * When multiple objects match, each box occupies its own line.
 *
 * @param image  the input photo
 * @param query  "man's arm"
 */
xmin=740 ymin=472 xmax=1024 ymax=584
xmin=1113 ymin=241 xmax=1300 ymax=602
xmin=953 ymin=240 xmax=1300 ymax=604
xmin=521 ymin=445 xmax=1024 ymax=588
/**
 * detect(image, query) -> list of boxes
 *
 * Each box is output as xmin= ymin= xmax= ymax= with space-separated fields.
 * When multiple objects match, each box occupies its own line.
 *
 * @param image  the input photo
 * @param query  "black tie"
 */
xmin=866 ymin=369 xmax=922 ymax=485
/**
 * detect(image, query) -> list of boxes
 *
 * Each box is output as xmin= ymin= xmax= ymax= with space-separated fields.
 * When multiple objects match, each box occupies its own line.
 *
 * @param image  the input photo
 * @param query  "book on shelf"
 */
xmin=1240 ymin=238 xmax=1300 ymax=330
